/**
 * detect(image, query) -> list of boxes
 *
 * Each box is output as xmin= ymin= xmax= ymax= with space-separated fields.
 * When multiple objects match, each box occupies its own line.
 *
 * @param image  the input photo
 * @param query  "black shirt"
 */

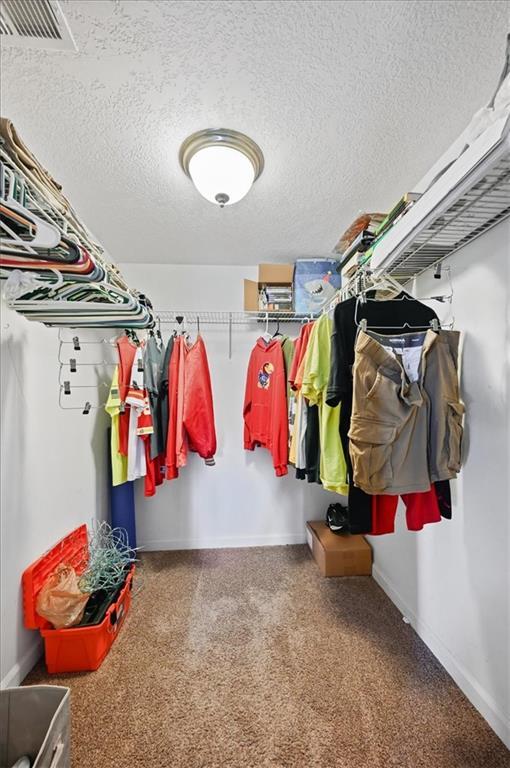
xmin=156 ymin=335 xmax=175 ymax=455
xmin=326 ymin=293 xmax=438 ymax=407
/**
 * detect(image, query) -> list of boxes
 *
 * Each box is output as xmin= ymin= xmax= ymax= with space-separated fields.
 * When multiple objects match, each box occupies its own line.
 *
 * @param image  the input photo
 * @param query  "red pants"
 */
xmin=371 ymin=486 xmax=441 ymax=535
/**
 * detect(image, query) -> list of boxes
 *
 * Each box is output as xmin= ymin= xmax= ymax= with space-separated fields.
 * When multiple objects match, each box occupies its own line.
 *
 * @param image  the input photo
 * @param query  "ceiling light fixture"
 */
xmin=179 ymin=128 xmax=264 ymax=207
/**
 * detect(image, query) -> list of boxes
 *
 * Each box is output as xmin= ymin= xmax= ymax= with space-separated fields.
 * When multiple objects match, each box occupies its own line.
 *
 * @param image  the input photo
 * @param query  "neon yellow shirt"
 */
xmin=105 ymin=366 xmax=128 ymax=486
xmin=301 ymin=313 xmax=348 ymax=495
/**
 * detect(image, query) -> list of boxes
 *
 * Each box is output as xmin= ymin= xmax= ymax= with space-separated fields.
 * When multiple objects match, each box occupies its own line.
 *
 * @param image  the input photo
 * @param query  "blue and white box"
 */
xmin=293 ymin=258 xmax=342 ymax=314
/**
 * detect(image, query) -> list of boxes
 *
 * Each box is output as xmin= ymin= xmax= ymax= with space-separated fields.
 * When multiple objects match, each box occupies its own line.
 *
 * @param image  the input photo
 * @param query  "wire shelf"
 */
xmin=383 ymin=151 xmax=510 ymax=281
xmin=155 ymin=310 xmax=317 ymax=325
xmin=0 ymin=144 xmax=131 ymax=293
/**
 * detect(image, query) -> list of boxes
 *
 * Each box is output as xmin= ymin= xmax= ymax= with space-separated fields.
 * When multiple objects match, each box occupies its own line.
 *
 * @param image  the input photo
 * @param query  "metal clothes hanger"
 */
xmin=58 ymin=385 xmax=108 ymax=413
xmin=356 ymin=309 xmax=440 ymax=333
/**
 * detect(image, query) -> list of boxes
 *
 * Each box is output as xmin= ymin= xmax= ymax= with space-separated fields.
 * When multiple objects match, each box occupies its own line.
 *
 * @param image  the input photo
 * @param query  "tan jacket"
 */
xmin=348 ymin=329 xmax=464 ymax=495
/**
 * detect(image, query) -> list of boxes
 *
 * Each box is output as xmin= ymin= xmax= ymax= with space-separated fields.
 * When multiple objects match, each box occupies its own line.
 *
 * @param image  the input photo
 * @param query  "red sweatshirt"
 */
xmin=183 ymin=336 xmax=217 ymax=465
xmin=166 ymin=336 xmax=217 ymax=479
xmin=116 ymin=334 xmax=137 ymax=456
xmin=243 ymin=338 xmax=288 ymax=477
xmin=165 ymin=337 xmax=182 ymax=480
xmin=288 ymin=321 xmax=314 ymax=391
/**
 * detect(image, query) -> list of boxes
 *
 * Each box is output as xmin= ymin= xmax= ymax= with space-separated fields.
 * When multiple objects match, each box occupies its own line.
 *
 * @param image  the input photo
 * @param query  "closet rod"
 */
xmin=154 ymin=310 xmax=317 ymax=325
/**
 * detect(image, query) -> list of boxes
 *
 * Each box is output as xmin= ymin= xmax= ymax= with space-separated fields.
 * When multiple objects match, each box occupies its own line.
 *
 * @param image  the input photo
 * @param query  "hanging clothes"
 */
xmin=166 ymin=336 xmax=183 ymax=480
xmin=156 ymin=334 xmax=175 ymax=456
xmin=280 ymin=336 xmax=297 ymax=455
xmin=326 ymin=293 xmax=437 ymax=533
xmin=289 ymin=322 xmax=315 ymax=390
xmin=370 ymin=487 xmax=442 ymax=534
xmin=125 ymin=345 xmax=153 ymax=483
xmin=105 ymin=366 xmax=128 ymax=486
xmin=289 ymin=387 xmax=302 ymax=465
xmin=326 ymin=294 xmax=450 ymax=534
xmin=243 ymin=337 xmax=288 ymax=476
xmin=348 ymin=329 xmax=464 ymax=495
xmin=143 ymin=335 xmax=162 ymax=461
xmin=287 ymin=321 xmax=317 ymax=481
xmin=304 ymin=401 xmax=321 ymax=484
xmin=280 ymin=336 xmax=295 ymax=400
xmin=296 ymin=321 xmax=322 ymax=485
xmin=295 ymin=396 xmax=308 ymax=477
xmin=182 ymin=336 xmax=217 ymax=466
xmin=142 ymin=334 xmax=165 ymax=497
xmin=301 ymin=313 xmax=348 ymax=495
xmin=116 ymin=334 xmax=137 ymax=457
xmin=165 ymin=334 xmax=217 ymax=478
xmin=176 ymin=335 xmax=188 ymax=471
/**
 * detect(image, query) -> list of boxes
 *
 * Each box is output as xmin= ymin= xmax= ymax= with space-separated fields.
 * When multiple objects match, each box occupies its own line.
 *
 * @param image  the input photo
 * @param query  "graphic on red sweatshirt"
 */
xmin=258 ymin=362 xmax=274 ymax=389
xmin=243 ymin=338 xmax=288 ymax=477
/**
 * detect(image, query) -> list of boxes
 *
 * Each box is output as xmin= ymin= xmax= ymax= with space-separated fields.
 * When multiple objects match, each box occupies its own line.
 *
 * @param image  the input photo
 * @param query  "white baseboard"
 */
xmin=140 ymin=532 xmax=307 ymax=551
xmin=372 ymin=564 xmax=510 ymax=749
xmin=1 ymin=638 xmax=42 ymax=689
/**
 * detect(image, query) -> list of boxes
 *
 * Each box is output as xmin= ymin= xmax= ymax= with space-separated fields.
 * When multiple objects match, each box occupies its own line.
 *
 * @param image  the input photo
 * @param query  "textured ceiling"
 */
xmin=1 ymin=0 xmax=508 ymax=265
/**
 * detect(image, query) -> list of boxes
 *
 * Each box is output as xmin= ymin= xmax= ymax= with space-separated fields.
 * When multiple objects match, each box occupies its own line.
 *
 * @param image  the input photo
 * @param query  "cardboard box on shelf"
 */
xmin=259 ymin=263 xmax=294 ymax=284
xmin=244 ymin=279 xmax=260 ymax=312
xmin=306 ymin=521 xmax=372 ymax=577
xmin=244 ymin=264 xmax=295 ymax=312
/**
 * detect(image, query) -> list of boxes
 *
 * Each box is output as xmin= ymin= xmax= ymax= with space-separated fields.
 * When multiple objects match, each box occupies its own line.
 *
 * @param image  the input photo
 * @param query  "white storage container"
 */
xmin=0 ymin=686 xmax=70 ymax=768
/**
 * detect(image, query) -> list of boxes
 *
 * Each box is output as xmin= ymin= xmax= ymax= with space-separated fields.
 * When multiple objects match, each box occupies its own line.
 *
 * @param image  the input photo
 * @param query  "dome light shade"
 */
xmin=189 ymin=146 xmax=255 ymax=206
xmin=179 ymin=129 xmax=264 ymax=207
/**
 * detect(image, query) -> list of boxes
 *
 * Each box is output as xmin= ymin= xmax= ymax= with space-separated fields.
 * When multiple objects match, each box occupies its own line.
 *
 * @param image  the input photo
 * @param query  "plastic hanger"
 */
xmin=1 ymin=165 xmax=61 ymax=251
xmin=271 ymin=319 xmax=282 ymax=338
xmin=354 ymin=291 xmax=441 ymax=332
xmin=261 ymin=312 xmax=272 ymax=343
xmin=175 ymin=315 xmax=189 ymax=336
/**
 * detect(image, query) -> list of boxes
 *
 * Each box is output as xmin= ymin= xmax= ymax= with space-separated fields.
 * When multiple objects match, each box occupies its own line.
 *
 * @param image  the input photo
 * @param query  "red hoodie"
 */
xmin=166 ymin=336 xmax=217 ymax=479
xmin=243 ymin=338 xmax=288 ymax=476
xmin=288 ymin=321 xmax=314 ymax=391
xmin=165 ymin=337 xmax=182 ymax=480
xmin=182 ymin=336 xmax=217 ymax=465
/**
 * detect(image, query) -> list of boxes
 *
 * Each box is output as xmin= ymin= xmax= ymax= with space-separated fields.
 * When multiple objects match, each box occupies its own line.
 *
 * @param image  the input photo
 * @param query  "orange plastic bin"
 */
xmin=22 ymin=524 xmax=135 ymax=674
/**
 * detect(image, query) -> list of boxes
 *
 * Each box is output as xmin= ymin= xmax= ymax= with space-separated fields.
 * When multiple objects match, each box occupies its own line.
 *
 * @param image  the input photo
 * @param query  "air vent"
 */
xmin=0 ymin=0 xmax=77 ymax=51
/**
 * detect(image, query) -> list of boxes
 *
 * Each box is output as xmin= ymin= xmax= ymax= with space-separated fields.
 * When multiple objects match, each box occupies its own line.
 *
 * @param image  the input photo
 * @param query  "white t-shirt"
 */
xmin=125 ymin=346 xmax=151 ymax=481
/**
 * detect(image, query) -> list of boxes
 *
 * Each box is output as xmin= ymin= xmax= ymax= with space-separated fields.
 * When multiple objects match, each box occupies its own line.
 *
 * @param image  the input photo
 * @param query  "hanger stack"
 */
xmin=0 ymin=119 xmax=153 ymax=329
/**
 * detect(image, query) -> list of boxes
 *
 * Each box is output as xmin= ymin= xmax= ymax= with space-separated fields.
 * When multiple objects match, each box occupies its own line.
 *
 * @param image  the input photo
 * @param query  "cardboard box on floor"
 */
xmin=306 ymin=521 xmax=372 ymax=577
xmin=244 ymin=263 xmax=295 ymax=312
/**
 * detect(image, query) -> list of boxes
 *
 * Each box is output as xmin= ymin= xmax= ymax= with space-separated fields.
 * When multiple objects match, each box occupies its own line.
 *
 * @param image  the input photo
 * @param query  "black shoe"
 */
xmin=326 ymin=503 xmax=349 ymax=535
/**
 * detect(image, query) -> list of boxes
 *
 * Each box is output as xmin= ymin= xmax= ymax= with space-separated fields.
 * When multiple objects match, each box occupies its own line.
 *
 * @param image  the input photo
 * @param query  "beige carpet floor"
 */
xmin=25 ymin=546 xmax=509 ymax=768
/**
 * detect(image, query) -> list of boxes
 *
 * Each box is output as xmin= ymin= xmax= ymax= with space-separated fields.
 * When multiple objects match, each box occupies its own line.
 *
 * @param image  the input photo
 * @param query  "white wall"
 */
xmin=119 ymin=263 xmax=337 ymax=550
xmin=368 ymin=218 xmax=510 ymax=747
xmin=0 ymin=306 xmax=109 ymax=688
xmin=4 ymin=239 xmax=507 ymax=753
